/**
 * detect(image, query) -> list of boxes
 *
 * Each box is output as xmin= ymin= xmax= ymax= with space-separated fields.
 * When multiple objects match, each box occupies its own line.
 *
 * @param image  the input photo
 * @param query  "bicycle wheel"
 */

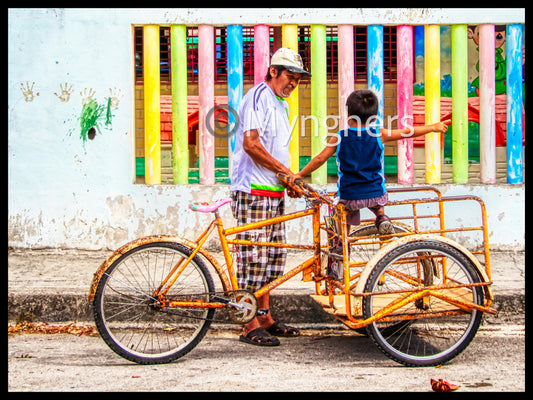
xmin=363 ymin=240 xmax=484 ymax=367
xmin=93 ymin=241 xmax=215 ymax=364
xmin=350 ymin=223 xmax=434 ymax=336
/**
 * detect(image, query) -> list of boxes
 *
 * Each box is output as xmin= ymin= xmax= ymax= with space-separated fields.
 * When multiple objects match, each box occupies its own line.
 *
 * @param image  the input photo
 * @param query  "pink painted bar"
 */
xmin=198 ymin=25 xmax=215 ymax=184
xmin=478 ymin=24 xmax=496 ymax=183
xmin=396 ymin=25 xmax=414 ymax=184
xmin=254 ymin=24 xmax=270 ymax=85
xmin=337 ymin=25 xmax=354 ymax=131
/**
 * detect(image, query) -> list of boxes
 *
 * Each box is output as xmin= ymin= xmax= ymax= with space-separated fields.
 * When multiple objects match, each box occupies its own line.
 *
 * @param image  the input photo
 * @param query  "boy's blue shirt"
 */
xmin=336 ymin=126 xmax=386 ymax=201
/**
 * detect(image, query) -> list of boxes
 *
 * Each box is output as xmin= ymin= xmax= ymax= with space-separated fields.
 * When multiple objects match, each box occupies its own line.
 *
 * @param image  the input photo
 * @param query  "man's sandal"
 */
xmin=239 ymin=327 xmax=280 ymax=347
xmin=266 ymin=321 xmax=300 ymax=337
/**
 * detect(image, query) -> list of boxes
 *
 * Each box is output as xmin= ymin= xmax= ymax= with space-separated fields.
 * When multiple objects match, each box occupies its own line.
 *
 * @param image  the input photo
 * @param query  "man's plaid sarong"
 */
xmin=230 ymin=191 xmax=287 ymax=292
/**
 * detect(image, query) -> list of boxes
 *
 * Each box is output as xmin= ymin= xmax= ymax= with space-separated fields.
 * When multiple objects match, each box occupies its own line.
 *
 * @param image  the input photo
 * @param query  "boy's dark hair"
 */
xmin=346 ymin=89 xmax=379 ymax=124
xmin=265 ymin=65 xmax=287 ymax=82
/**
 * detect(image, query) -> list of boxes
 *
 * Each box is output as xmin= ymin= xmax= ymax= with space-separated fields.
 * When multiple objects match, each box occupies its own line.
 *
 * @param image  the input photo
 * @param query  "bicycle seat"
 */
xmin=188 ymin=197 xmax=233 ymax=213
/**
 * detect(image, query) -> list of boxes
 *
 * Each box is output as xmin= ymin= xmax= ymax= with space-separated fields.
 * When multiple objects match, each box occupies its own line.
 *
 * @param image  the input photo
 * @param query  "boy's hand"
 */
xmin=433 ymin=119 xmax=452 ymax=133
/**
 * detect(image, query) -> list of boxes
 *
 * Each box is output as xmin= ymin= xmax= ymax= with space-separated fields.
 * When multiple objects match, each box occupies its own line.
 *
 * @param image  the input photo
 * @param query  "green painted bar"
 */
xmin=451 ymin=24 xmax=468 ymax=183
xmin=170 ymin=25 xmax=189 ymax=184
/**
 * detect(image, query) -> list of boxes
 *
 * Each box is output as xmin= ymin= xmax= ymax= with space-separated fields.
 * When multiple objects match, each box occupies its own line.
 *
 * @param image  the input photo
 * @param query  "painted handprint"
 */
xmin=80 ymin=87 xmax=96 ymax=106
xmin=104 ymin=86 xmax=123 ymax=108
xmin=54 ymin=82 xmax=74 ymax=103
xmin=20 ymin=81 xmax=40 ymax=102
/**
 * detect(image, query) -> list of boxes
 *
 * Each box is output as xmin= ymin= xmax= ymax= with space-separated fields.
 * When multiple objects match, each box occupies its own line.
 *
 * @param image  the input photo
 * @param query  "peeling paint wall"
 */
xmin=8 ymin=8 xmax=524 ymax=251
xmin=7 ymin=181 xmax=524 ymax=251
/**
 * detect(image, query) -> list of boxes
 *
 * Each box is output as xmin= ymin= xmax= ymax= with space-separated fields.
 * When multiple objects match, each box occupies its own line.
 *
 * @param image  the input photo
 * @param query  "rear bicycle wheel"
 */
xmin=93 ymin=241 xmax=215 ymax=364
xmin=363 ymin=240 xmax=484 ymax=367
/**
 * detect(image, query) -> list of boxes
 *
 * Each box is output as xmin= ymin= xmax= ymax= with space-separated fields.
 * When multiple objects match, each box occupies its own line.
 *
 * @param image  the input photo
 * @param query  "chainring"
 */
xmin=227 ymin=290 xmax=258 ymax=324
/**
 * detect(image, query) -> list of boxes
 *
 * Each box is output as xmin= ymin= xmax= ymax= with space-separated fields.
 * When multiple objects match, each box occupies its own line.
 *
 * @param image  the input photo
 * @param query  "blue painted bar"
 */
xmin=226 ymin=25 xmax=244 ymax=177
xmin=367 ymin=25 xmax=384 ymax=126
xmin=506 ymin=24 xmax=524 ymax=184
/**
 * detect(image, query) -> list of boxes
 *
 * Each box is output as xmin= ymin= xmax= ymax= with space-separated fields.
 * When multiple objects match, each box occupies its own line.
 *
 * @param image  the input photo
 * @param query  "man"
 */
xmin=230 ymin=47 xmax=311 ymax=346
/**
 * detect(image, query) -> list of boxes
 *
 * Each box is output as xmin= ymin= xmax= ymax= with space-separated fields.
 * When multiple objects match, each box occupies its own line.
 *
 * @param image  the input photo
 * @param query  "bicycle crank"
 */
xmin=212 ymin=290 xmax=258 ymax=324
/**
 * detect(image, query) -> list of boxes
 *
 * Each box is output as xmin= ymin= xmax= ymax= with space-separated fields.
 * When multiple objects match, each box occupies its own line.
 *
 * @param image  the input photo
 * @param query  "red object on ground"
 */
xmin=431 ymin=378 xmax=460 ymax=392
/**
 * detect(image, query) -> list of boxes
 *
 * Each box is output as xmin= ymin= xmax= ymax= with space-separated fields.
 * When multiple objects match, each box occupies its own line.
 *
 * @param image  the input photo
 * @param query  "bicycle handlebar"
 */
xmin=277 ymin=173 xmax=335 ymax=206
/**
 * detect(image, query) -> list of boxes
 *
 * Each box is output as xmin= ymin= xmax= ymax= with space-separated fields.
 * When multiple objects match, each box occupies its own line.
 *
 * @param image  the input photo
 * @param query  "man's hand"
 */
xmin=283 ymin=171 xmax=302 ymax=198
xmin=286 ymin=187 xmax=300 ymax=198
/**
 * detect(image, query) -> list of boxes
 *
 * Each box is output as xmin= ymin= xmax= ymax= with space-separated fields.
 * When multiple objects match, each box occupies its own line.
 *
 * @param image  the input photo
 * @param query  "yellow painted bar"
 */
xmin=424 ymin=25 xmax=441 ymax=184
xmin=282 ymin=24 xmax=299 ymax=172
xmin=170 ymin=25 xmax=188 ymax=184
xmin=143 ymin=25 xmax=161 ymax=184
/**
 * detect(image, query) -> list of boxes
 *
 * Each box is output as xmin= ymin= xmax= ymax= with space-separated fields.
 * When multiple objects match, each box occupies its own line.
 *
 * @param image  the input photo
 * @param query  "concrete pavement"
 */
xmin=8 ymin=325 xmax=525 ymax=391
xmin=7 ymin=248 xmax=525 ymax=326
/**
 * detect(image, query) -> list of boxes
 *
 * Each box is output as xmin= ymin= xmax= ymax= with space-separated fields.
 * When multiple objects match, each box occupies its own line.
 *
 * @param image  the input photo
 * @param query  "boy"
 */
xmin=296 ymin=89 xmax=451 ymax=234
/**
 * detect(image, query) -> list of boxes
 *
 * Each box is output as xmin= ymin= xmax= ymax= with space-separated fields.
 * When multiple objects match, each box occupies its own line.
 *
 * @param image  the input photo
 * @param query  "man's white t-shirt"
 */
xmin=230 ymin=82 xmax=292 ymax=197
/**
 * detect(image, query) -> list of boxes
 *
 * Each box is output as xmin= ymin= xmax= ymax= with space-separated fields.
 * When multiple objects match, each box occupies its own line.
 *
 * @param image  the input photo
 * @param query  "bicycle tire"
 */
xmin=349 ymin=222 xmax=432 ymax=336
xmin=363 ymin=240 xmax=484 ymax=367
xmin=93 ymin=241 xmax=215 ymax=364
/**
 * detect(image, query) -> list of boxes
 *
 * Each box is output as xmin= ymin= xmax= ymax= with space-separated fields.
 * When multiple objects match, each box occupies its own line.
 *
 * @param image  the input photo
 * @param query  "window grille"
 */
xmin=383 ymin=26 xmax=397 ymax=82
xmin=187 ymin=27 xmax=198 ymax=82
xmin=354 ymin=26 xmax=368 ymax=81
xmin=134 ymin=25 xmax=397 ymax=84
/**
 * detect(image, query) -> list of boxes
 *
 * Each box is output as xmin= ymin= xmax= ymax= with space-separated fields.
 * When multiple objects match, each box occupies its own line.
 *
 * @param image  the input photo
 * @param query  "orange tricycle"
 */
xmin=89 ymin=174 xmax=496 ymax=366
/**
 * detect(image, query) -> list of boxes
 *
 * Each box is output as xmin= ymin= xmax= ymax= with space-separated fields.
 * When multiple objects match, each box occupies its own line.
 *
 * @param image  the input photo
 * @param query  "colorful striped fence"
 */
xmin=141 ymin=22 xmax=524 ymax=186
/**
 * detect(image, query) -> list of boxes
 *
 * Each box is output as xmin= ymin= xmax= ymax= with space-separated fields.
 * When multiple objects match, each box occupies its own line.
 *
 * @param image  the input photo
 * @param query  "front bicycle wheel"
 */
xmin=363 ymin=240 xmax=484 ymax=367
xmin=93 ymin=241 xmax=215 ymax=364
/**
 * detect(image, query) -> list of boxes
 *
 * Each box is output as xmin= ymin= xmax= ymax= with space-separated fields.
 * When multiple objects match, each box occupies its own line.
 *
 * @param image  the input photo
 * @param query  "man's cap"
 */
xmin=270 ymin=47 xmax=311 ymax=77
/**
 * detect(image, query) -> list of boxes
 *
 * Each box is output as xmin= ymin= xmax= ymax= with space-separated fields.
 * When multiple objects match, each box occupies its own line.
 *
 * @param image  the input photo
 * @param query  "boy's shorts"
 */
xmin=339 ymin=192 xmax=389 ymax=226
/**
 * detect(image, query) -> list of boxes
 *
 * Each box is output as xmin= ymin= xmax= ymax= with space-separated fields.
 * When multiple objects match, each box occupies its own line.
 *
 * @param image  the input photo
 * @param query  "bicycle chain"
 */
xmin=156 ymin=290 xmax=258 ymax=324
